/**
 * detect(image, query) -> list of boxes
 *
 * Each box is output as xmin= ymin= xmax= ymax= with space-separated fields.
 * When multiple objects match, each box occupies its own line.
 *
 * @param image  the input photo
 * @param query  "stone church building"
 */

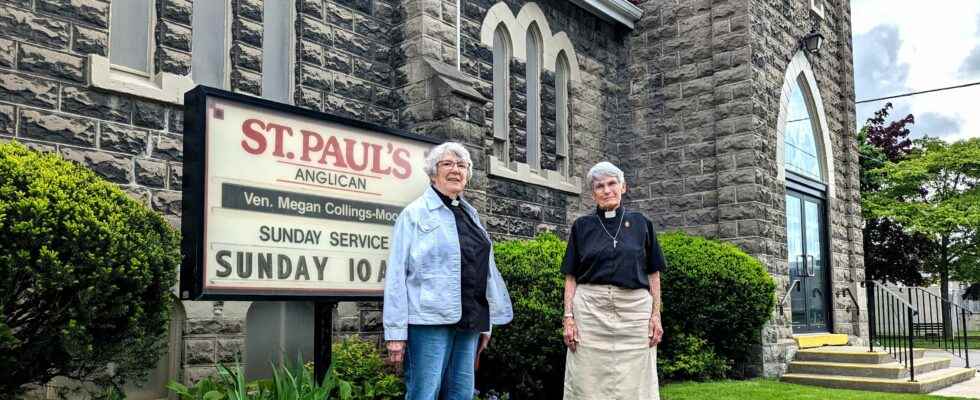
xmin=0 ymin=0 xmax=865 ymax=397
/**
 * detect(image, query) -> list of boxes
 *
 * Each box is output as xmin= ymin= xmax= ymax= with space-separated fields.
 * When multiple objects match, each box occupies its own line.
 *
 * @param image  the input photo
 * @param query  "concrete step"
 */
xmin=794 ymin=346 xmax=927 ymax=364
xmin=781 ymin=367 xmax=976 ymax=393
xmin=787 ymin=356 xmax=952 ymax=379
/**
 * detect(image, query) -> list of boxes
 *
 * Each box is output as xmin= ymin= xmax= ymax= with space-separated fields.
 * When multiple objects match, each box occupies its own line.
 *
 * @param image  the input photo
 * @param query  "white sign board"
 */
xmin=181 ymin=87 xmax=436 ymax=300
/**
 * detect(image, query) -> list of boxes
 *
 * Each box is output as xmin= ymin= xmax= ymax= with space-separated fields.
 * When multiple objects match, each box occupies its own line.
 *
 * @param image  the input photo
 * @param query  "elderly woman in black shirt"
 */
xmin=561 ymin=161 xmax=666 ymax=400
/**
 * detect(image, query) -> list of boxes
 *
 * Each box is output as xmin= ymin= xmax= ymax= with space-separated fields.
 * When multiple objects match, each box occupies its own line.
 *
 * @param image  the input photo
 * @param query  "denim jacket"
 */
xmin=382 ymin=186 xmax=514 ymax=341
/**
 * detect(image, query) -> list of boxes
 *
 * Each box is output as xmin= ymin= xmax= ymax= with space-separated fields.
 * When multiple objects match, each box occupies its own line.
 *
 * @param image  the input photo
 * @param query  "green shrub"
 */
xmin=477 ymin=233 xmax=567 ymax=399
xmin=479 ymin=230 xmax=776 ymax=393
xmin=331 ymin=336 xmax=403 ymax=399
xmin=658 ymin=231 xmax=775 ymax=380
xmin=658 ymin=333 xmax=730 ymax=381
xmin=169 ymin=361 xmax=352 ymax=400
xmin=0 ymin=141 xmax=180 ymax=395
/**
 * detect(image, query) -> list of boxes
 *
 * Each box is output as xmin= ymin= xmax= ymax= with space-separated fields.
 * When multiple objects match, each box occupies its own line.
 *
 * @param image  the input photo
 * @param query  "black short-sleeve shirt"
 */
xmin=560 ymin=207 xmax=667 ymax=289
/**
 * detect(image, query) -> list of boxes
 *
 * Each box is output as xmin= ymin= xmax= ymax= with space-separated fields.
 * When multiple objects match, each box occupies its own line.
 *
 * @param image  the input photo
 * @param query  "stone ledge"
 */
xmin=422 ymin=59 xmax=488 ymax=104
xmin=568 ymin=0 xmax=642 ymax=29
xmin=88 ymin=54 xmax=195 ymax=105
xmin=489 ymin=155 xmax=581 ymax=194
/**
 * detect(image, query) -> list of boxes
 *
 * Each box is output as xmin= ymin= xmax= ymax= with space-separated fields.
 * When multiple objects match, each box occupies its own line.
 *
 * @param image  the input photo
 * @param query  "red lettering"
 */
xmin=369 ymin=143 xmax=391 ymax=175
xmin=392 ymin=148 xmax=411 ymax=179
xmin=344 ymin=138 xmax=370 ymax=171
xmin=318 ymin=136 xmax=349 ymax=168
xmin=241 ymin=118 xmax=267 ymax=155
xmin=267 ymin=123 xmax=293 ymax=157
xmin=300 ymin=130 xmax=324 ymax=162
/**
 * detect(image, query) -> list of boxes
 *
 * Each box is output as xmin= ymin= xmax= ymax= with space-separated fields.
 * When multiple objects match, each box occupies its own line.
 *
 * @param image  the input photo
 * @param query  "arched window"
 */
xmin=783 ymin=74 xmax=824 ymax=182
xmin=493 ymin=26 xmax=511 ymax=163
xmin=246 ymin=302 xmax=314 ymax=379
xmin=526 ymin=24 xmax=543 ymax=170
xmin=556 ymin=51 xmax=570 ymax=177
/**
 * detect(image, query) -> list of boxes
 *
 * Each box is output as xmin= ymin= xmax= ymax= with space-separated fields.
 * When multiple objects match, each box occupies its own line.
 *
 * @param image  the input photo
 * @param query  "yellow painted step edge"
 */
xmin=790 ymin=357 xmax=949 ymax=370
xmin=782 ymin=368 xmax=975 ymax=385
xmin=794 ymin=334 xmax=849 ymax=348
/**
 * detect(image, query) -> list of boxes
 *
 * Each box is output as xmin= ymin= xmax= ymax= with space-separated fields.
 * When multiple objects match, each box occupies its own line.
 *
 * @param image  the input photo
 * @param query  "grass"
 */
xmin=913 ymin=336 xmax=980 ymax=350
xmin=879 ymin=333 xmax=980 ymax=349
xmin=661 ymin=379 xmax=971 ymax=400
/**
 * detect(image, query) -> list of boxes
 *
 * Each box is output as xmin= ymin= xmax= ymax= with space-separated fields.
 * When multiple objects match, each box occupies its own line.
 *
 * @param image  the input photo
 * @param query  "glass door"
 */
xmin=787 ymin=190 xmax=829 ymax=333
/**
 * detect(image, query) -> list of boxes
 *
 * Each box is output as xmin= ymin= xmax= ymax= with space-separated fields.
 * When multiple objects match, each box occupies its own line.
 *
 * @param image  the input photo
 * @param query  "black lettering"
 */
xmin=259 ymin=226 xmax=270 ymax=241
xmin=357 ymin=259 xmax=371 ymax=282
xmin=237 ymin=251 xmax=253 ymax=278
xmin=216 ymin=250 xmax=232 ymax=277
xmin=295 ymin=256 xmax=310 ymax=280
xmin=258 ymin=253 xmax=273 ymax=279
xmin=348 ymin=258 xmax=355 ymax=282
xmin=377 ymin=260 xmax=386 ymax=282
xmin=314 ymin=256 xmax=329 ymax=281
xmin=278 ymin=254 xmax=292 ymax=279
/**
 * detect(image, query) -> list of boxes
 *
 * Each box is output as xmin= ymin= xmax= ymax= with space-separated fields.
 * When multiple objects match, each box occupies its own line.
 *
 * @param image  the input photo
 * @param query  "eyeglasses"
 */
xmin=592 ymin=180 xmax=620 ymax=192
xmin=437 ymin=160 xmax=470 ymax=170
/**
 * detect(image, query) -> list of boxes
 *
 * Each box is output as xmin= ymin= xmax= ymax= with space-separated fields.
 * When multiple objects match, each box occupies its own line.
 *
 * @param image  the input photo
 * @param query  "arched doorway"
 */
xmin=778 ymin=52 xmax=835 ymax=334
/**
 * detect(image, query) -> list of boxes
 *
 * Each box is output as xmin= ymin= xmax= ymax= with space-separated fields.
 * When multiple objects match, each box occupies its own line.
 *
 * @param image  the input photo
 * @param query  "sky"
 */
xmin=851 ymin=0 xmax=980 ymax=142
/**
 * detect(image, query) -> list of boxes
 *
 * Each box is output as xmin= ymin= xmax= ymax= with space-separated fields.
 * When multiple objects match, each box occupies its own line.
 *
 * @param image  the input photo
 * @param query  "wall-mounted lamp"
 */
xmin=801 ymin=29 xmax=825 ymax=53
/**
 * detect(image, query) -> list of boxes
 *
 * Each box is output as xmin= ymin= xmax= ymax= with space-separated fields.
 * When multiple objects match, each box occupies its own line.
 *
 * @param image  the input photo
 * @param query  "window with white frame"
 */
xmin=108 ymin=0 xmax=153 ymax=76
xmin=492 ymin=26 xmax=512 ymax=164
xmin=810 ymin=0 xmax=825 ymax=18
xmin=261 ymin=1 xmax=294 ymax=103
xmin=556 ymin=52 xmax=570 ymax=177
xmin=526 ymin=24 xmax=543 ymax=171
xmin=191 ymin=0 xmax=230 ymax=89
xmin=784 ymin=74 xmax=825 ymax=182
xmin=480 ymin=2 xmax=582 ymax=193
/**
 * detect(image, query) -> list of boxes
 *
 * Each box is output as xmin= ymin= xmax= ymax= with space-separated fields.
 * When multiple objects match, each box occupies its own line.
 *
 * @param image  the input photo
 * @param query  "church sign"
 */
xmin=180 ymin=86 xmax=437 ymax=301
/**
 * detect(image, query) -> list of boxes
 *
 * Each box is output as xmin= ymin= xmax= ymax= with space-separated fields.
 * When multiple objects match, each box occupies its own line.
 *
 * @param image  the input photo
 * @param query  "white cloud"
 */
xmin=851 ymin=0 xmax=980 ymax=141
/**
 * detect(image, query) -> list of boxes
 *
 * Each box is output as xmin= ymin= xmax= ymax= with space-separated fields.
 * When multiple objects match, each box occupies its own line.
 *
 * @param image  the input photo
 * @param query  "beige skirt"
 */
xmin=564 ymin=284 xmax=660 ymax=400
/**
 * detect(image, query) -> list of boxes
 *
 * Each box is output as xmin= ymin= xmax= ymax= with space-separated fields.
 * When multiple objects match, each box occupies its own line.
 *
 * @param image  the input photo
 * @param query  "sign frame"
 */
xmin=180 ymin=85 xmax=440 ymax=302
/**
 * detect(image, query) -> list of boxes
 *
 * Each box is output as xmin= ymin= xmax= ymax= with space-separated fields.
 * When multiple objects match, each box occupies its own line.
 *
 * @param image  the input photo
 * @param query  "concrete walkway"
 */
xmin=927 ymin=350 xmax=980 ymax=399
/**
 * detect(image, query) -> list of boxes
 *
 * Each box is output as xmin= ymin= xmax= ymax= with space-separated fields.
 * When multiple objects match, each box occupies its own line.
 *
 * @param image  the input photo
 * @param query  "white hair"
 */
xmin=587 ymin=161 xmax=625 ymax=187
xmin=423 ymin=142 xmax=473 ymax=177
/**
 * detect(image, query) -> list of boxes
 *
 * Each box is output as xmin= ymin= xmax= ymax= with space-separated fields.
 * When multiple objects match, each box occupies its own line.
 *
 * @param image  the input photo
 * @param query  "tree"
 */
xmin=859 ymin=104 xmax=937 ymax=286
xmin=0 ymin=141 xmax=180 ymax=396
xmin=863 ymin=137 xmax=980 ymax=335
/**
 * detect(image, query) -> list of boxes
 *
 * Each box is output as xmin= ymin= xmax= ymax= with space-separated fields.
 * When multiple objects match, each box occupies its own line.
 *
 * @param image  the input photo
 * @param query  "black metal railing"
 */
xmin=866 ymin=280 xmax=919 ymax=381
xmin=898 ymin=286 xmax=974 ymax=368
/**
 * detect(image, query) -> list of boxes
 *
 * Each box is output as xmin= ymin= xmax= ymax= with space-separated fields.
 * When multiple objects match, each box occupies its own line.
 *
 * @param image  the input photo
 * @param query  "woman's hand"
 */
xmin=563 ymin=316 xmax=580 ymax=352
xmin=386 ymin=340 xmax=407 ymax=370
xmin=648 ymin=314 xmax=663 ymax=347
xmin=478 ymin=333 xmax=491 ymax=354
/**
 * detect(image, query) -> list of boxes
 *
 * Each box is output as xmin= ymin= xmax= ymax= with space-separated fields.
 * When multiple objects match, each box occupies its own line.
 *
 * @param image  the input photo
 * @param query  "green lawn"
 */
xmin=661 ymin=379 xmax=970 ymax=400
xmin=913 ymin=336 xmax=980 ymax=349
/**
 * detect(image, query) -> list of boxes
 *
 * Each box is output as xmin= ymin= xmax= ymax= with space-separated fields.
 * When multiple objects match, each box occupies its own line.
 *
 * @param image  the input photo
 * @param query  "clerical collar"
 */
xmin=596 ymin=206 xmax=622 ymax=220
xmin=433 ymin=185 xmax=461 ymax=207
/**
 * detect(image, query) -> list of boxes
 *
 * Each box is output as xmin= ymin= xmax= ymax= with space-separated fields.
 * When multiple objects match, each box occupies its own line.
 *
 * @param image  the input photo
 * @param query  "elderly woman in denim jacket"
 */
xmin=382 ymin=142 xmax=513 ymax=400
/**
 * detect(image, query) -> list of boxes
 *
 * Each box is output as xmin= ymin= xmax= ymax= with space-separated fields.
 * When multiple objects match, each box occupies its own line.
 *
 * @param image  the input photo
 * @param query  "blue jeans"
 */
xmin=405 ymin=325 xmax=479 ymax=400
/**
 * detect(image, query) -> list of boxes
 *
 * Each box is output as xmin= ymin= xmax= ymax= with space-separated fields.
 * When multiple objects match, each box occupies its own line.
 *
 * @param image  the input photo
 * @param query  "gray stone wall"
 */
xmin=295 ymin=0 xmax=400 ymax=126
xmin=230 ymin=0 xmax=263 ymax=95
xmin=157 ymin=0 xmax=192 ymax=76
xmin=628 ymin=0 xmax=863 ymax=376
xmin=750 ymin=0 xmax=866 ymax=375
xmin=2 ymin=0 xmax=861 ymax=387
xmin=0 ymin=0 xmax=190 ymax=387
